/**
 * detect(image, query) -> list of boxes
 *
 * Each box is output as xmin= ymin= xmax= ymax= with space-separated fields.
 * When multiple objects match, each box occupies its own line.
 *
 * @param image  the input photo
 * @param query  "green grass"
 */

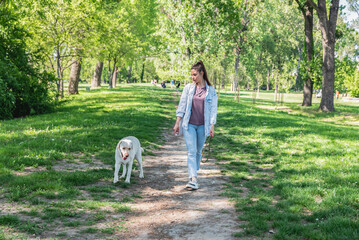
xmin=0 ymin=84 xmax=174 ymax=238
xmin=212 ymin=91 xmax=359 ymax=239
xmin=1 ymin=84 xmax=358 ymax=239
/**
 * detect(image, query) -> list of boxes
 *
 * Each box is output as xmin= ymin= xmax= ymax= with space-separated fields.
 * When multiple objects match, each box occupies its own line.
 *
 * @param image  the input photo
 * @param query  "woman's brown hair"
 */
xmin=191 ymin=60 xmax=211 ymax=86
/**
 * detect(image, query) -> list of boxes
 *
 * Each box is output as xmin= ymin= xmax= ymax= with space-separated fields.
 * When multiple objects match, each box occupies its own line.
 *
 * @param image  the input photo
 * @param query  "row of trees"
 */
xmin=18 ymin=0 xmax=159 ymax=97
xmin=1 ymin=0 xmax=358 ymax=119
xmin=1 ymin=0 xmax=160 ymax=119
xmin=154 ymin=0 xmax=358 ymax=112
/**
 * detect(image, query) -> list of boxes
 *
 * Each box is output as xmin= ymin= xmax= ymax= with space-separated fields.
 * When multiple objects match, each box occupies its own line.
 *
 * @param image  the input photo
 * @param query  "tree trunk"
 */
xmin=222 ymin=69 xmax=225 ymax=89
xmin=266 ymin=69 xmax=270 ymax=91
xmin=234 ymin=54 xmax=240 ymax=102
xmin=91 ymin=61 xmax=103 ymax=89
xmin=108 ymin=57 xmax=112 ymax=89
xmin=218 ymin=70 xmax=221 ymax=97
xmin=320 ymin=40 xmax=336 ymax=111
xmin=180 ymin=25 xmax=191 ymax=60
xmin=112 ymin=66 xmax=118 ymax=88
xmin=103 ymin=67 xmax=107 ymax=84
xmin=295 ymin=36 xmax=303 ymax=90
xmin=213 ymin=70 xmax=217 ymax=89
xmin=237 ymin=83 xmax=241 ymax=102
xmin=140 ymin=62 xmax=145 ymax=83
xmin=128 ymin=66 xmax=132 ymax=83
xmin=309 ymin=0 xmax=339 ymax=112
xmin=68 ymin=57 xmax=82 ymax=95
xmin=56 ymin=50 xmax=64 ymax=98
xmin=109 ymin=57 xmax=117 ymax=89
xmin=302 ymin=2 xmax=314 ymax=106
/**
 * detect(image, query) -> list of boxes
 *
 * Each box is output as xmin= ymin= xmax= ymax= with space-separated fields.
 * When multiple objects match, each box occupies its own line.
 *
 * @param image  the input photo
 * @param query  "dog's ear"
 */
xmin=117 ymin=140 xmax=122 ymax=150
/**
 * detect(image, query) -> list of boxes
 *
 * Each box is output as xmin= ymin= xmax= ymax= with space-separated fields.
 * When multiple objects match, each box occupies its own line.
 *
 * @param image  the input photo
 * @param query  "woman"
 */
xmin=173 ymin=60 xmax=218 ymax=190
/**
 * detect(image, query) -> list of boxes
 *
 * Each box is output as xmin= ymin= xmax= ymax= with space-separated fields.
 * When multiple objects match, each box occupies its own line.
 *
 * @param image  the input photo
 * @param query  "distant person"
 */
xmin=335 ymin=90 xmax=339 ymax=99
xmin=173 ymin=60 xmax=218 ymax=191
xmin=176 ymin=82 xmax=181 ymax=88
xmin=161 ymin=81 xmax=166 ymax=88
xmin=316 ymin=89 xmax=322 ymax=98
xmin=171 ymin=79 xmax=174 ymax=88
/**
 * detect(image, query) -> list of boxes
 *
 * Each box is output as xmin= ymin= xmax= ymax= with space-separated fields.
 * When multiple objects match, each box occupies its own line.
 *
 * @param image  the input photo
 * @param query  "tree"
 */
xmin=156 ymin=0 xmax=260 ymax=94
xmin=295 ymin=0 xmax=315 ymax=106
xmin=68 ymin=56 xmax=82 ymax=94
xmin=16 ymin=0 xmax=94 ymax=98
xmin=97 ymin=0 xmax=159 ymax=88
xmin=91 ymin=61 xmax=103 ymax=89
xmin=308 ymin=0 xmax=341 ymax=112
xmin=242 ymin=0 xmax=300 ymax=99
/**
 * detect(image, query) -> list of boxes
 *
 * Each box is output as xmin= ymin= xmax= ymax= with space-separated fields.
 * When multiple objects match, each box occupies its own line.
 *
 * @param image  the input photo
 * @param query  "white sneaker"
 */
xmin=186 ymin=180 xmax=199 ymax=190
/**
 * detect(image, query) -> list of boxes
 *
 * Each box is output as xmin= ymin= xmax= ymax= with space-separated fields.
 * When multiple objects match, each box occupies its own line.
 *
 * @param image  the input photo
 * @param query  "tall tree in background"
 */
xmin=308 ymin=0 xmax=341 ymax=112
xmin=230 ymin=0 xmax=259 ymax=101
xmin=157 ymin=0 xmax=260 ymax=91
xmin=243 ymin=0 xmax=300 ymax=97
xmin=296 ymin=0 xmax=314 ymax=106
xmin=68 ymin=56 xmax=82 ymax=94
xmin=91 ymin=61 xmax=103 ymax=88
xmin=347 ymin=0 xmax=359 ymax=16
xmin=101 ymin=0 xmax=158 ymax=88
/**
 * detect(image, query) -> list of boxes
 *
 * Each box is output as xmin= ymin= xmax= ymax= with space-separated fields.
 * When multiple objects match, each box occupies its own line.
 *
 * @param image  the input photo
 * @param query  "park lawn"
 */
xmin=212 ymin=91 xmax=359 ymax=239
xmin=0 ymin=84 xmax=174 ymax=239
xmin=1 ymin=84 xmax=358 ymax=239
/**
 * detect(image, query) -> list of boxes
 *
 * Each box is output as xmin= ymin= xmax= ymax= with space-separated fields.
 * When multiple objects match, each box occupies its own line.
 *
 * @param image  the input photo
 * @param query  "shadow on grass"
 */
xmin=0 ymin=86 xmax=175 ymax=170
xmin=211 ymin=94 xmax=359 ymax=239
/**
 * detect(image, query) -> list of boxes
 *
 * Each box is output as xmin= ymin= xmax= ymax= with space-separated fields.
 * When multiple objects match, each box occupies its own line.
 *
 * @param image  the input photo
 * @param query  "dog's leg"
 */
xmin=120 ymin=164 xmax=126 ymax=179
xmin=136 ymin=149 xmax=144 ymax=178
xmin=125 ymin=162 xmax=133 ymax=183
xmin=114 ymin=151 xmax=121 ymax=183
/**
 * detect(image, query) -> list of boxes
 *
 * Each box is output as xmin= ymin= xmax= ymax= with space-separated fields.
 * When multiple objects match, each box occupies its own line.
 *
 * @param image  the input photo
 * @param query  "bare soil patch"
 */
xmin=115 ymin=131 xmax=241 ymax=239
xmin=3 ymin=130 xmax=241 ymax=239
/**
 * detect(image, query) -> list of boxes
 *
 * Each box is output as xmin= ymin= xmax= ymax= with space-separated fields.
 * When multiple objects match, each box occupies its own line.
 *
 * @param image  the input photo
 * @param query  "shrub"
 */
xmin=0 ymin=6 xmax=55 ymax=120
xmin=0 ymin=77 xmax=15 ymax=119
xmin=345 ymin=69 xmax=359 ymax=98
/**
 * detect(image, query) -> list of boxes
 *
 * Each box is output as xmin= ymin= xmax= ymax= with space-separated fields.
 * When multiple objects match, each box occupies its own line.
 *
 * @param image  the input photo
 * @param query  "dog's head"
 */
xmin=117 ymin=139 xmax=133 ymax=160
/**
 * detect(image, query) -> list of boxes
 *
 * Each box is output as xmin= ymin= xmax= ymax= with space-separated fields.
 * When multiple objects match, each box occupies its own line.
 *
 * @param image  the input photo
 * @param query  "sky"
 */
xmin=341 ymin=0 xmax=358 ymax=25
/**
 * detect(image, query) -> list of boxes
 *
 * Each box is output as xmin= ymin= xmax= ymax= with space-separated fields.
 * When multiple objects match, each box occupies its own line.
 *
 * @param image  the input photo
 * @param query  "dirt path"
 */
xmin=1 ymin=91 xmax=241 ymax=239
xmin=118 ymin=131 xmax=240 ymax=239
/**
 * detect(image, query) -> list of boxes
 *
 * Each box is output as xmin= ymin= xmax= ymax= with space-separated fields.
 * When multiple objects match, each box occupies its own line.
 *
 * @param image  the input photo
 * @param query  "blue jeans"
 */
xmin=183 ymin=124 xmax=207 ymax=178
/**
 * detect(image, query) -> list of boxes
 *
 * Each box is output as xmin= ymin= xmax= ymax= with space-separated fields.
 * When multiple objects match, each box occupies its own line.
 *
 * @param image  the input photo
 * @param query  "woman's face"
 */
xmin=191 ymin=69 xmax=204 ymax=85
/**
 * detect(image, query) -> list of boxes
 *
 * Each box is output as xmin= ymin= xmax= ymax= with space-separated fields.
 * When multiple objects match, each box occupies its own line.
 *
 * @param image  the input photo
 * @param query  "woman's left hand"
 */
xmin=210 ymin=125 xmax=215 ymax=138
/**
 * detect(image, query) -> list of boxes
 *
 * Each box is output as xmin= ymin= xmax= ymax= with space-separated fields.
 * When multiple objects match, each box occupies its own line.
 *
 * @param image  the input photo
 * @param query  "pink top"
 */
xmin=189 ymin=86 xmax=206 ymax=125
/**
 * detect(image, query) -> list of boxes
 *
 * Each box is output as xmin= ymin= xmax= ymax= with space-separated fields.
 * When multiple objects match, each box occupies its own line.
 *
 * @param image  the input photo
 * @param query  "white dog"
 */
xmin=113 ymin=136 xmax=144 ymax=184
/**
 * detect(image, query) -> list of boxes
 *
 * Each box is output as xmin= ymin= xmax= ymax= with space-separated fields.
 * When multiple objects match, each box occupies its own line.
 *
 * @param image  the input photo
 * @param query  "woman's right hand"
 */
xmin=173 ymin=123 xmax=179 ymax=136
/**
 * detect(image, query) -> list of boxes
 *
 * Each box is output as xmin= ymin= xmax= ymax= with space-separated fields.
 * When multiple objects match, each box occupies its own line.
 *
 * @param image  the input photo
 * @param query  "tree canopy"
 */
xmin=1 ymin=0 xmax=358 ymax=119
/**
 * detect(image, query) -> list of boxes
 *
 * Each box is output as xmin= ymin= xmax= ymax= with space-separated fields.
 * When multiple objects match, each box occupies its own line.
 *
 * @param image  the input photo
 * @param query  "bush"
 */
xmin=0 ymin=77 xmax=15 ymax=119
xmin=0 ymin=6 xmax=55 ymax=120
xmin=335 ymin=57 xmax=357 ymax=93
xmin=346 ymin=69 xmax=359 ymax=97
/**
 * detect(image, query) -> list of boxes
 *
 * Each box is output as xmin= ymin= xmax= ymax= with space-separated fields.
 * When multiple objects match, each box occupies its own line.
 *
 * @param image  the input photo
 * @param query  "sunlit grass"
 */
xmin=1 ymin=84 xmax=358 ymax=239
xmin=0 ymin=84 xmax=174 ymax=238
xmin=213 ymin=91 xmax=359 ymax=239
